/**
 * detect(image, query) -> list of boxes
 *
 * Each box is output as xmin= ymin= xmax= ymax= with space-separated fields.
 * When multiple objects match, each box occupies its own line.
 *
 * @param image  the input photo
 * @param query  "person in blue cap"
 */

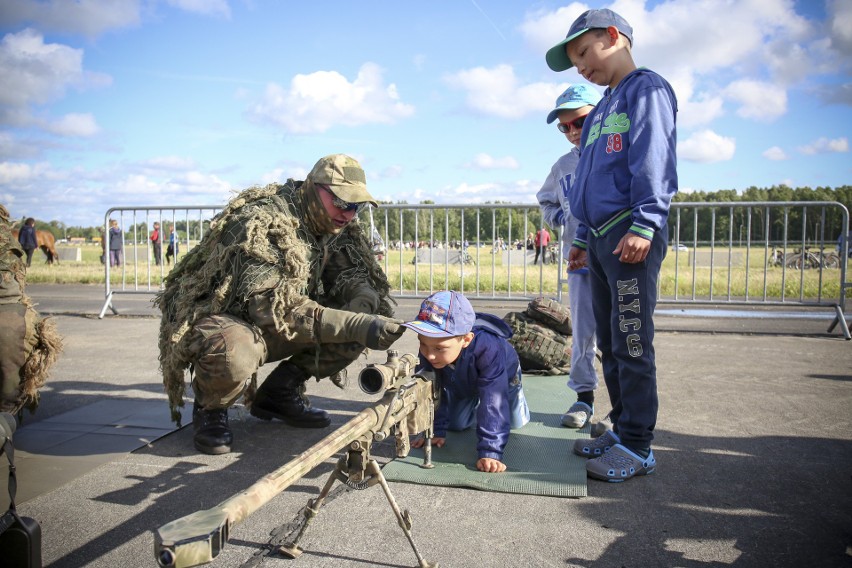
xmin=404 ymin=290 xmax=530 ymax=473
xmin=546 ymin=8 xmax=678 ymax=482
xmin=535 ymin=83 xmax=603 ymax=431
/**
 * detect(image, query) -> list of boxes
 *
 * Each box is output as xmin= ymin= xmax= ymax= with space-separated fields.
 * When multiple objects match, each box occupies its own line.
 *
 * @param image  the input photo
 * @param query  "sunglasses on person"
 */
xmin=556 ymin=114 xmax=589 ymax=133
xmin=318 ymin=184 xmax=364 ymax=212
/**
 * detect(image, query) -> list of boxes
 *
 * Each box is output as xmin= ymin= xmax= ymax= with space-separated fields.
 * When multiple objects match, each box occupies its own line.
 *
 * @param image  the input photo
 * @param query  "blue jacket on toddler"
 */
xmin=418 ymin=313 xmax=529 ymax=461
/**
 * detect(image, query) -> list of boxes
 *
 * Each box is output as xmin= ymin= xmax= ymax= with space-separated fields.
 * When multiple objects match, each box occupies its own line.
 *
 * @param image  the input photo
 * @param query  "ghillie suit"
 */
xmin=155 ymin=179 xmax=394 ymax=424
xmin=0 ymin=205 xmax=63 ymax=416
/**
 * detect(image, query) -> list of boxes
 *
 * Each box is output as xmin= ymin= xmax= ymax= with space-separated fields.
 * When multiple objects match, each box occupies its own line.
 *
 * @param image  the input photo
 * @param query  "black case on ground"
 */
xmin=0 ymin=509 xmax=42 ymax=568
xmin=2 ymin=431 xmax=43 ymax=568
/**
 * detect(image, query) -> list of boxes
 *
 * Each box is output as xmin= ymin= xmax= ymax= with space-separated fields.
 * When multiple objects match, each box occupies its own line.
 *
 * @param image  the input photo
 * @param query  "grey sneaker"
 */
xmin=586 ymin=444 xmax=656 ymax=482
xmin=561 ymin=401 xmax=593 ymax=428
xmin=572 ymin=429 xmax=619 ymax=457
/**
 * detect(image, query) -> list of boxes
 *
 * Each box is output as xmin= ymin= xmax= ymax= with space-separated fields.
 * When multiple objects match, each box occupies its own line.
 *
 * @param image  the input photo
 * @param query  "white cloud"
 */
xmin=464 ymin=153 xmax=520 ymax=170
xmin=444 ymin=64 xmax=567 ymax=119
xmin=724 ymin=79 xmax=787 ymax=121
xmin=828 ymin=0 xmax=852 ymax=55
xmin=797 ymin=137 xmax=849 ymax=155
xmin=44 ymin=113 xmax=100 ymax=137
xmin=136 ymin=156 xmax=199 ymax=172
xmin=518 ymin=2 xmax=589 ymax=55
xmin=245 ymin=63 xmax=415 ymax=133
xmin=763 ymin=146 xmax=788 ymax=161
xmin=678 ymin=130 xmax=736 ymax=163
xmin=0 ymin=0 xmax=142 ymax=38
xmin=0 ymin=161 xmax=39 ymax=184
xmin=0 ymin=29 xmax=87 ymax=108
xmin=166 ymin=0 xmax=231 ymax=18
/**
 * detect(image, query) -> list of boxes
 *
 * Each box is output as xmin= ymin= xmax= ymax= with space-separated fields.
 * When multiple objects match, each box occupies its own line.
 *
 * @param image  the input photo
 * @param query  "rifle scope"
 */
xmin=358 ymin=351 xmax=418 ymax=395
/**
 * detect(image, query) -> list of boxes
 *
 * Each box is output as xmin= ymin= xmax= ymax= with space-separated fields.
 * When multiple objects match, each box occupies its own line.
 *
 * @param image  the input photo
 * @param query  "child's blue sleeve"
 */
xmin=627 ymin=81 xmax=678 ymax=239
xmin=474 ymin=337 xmax=511 ymax=461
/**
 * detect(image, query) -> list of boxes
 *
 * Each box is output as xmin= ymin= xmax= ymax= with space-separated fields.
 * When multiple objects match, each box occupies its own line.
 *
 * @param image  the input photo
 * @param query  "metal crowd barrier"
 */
xmin=98 ymin=201 xmax=850 ymax=339
xmin=99 ymin=206 xmax=221 ymax=318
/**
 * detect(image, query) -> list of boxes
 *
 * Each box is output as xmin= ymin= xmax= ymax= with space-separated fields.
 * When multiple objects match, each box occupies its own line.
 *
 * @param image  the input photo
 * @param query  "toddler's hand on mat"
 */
xmin=477 ymin=457 xmax=507 ymax=473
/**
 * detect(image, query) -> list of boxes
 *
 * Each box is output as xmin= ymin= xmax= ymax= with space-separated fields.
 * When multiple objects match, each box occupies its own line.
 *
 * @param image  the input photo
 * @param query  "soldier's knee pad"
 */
xmin=189 ymin=315 xmax=267 ymax=397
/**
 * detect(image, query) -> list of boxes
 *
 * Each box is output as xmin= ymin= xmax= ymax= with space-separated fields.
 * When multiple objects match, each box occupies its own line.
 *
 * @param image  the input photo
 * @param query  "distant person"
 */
xmin=526 ymin=232 xmax=534 ymax=250
xmin=108 ymin=219 xmax=123 ymax=267
xmin=150 ymin=222 xmax=162 ymax=265
xmin=837 ymin=231 xmax=852 ymax=258
xmin=165 ymin=226 xmax=178 ymax=265
xmin=98 ymin=227 xmax=106 ymax=264
xmin=17 ymin=217 xmax=37 ymax=267
xmin=548 ymin=8 xmax=678 ymax=481
xmin=533 ymin=227 xmax=551 ymax=264
xmin=535 ymin=83 xmax=603 ymax=429
xmin=0 ymin=204 xmax=62 ymax=418
xmin=405 ymin=290 xmax=530 ymax=473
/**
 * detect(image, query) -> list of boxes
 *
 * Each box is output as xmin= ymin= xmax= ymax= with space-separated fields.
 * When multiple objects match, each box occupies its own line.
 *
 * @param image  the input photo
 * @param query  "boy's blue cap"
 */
xmin=546 ymin=84 xmax=603 ymax=124
xmin=402 ymin=290 xmax=475 ymax=338
xmin=546 ymin=9 xmax=634 ymax=72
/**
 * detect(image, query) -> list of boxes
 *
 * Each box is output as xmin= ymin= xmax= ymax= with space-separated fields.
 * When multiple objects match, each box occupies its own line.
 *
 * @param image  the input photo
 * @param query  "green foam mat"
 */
xmin=382 ymin=374 xmax=589 ymax=498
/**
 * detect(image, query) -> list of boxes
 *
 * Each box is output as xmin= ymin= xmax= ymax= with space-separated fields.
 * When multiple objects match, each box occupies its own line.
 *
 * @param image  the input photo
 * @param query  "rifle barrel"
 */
xmin=154 ymin=375 xmax=431 ymax=568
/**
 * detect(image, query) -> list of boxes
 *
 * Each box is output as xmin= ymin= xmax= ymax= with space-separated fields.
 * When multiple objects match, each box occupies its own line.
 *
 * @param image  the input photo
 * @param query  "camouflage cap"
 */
xmin=307 ymin=154 xmax=377 ymax=208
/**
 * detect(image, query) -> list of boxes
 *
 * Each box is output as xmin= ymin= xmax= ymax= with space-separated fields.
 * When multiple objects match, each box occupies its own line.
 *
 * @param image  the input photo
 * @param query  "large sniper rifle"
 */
xmin=154 ymin=351 xmax=439 ymax=568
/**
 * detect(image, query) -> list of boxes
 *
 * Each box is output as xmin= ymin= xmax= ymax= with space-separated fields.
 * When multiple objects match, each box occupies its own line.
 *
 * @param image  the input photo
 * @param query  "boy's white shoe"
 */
xmin=561 ymin=401 xmax=593 ymax=428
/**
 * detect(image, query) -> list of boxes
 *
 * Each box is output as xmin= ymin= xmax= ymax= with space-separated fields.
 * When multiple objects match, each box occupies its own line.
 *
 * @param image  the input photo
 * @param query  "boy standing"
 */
xmin=404 ymin=290 xmax=530 ymax=473
xmin=535 ymin=84 xmax=602 ymax=430
xmin=546 ymin=9 xmax=678 ymax=482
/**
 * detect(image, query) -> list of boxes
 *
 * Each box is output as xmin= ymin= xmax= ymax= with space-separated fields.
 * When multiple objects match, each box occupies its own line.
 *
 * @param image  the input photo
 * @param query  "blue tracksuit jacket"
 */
xmin=569 ymin=68 xmax=678 ymax=247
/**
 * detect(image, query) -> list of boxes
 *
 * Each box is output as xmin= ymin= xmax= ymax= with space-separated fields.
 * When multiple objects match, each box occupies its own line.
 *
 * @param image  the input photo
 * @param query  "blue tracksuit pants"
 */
xmin=586 ymin=219 xmax=666 ymax=450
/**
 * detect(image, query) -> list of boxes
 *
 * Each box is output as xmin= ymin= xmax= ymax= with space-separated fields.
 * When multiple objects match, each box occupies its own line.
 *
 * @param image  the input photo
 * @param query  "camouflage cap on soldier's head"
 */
xmin=307 ymin=154 xmax=377 ymax=208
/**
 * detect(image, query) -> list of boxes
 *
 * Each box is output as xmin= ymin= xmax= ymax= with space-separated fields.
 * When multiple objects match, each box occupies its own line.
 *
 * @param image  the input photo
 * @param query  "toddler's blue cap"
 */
xmin=402 ymin=291 xmax=475 ymax=338
xmin=546 ymin=84 xmax=602 ymax=124
xmin=546 ymin=9 xmax=634 ymax=72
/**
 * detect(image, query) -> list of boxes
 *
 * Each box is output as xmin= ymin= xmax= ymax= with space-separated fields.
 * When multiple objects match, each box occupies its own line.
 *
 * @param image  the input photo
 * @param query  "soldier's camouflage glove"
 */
xmin=319 ymin=308 xmax=406 ymax=350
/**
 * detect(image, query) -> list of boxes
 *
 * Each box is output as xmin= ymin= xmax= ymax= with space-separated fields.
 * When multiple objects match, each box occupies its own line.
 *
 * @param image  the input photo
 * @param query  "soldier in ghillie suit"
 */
xmin=155 ymin=154 xmax=406 ymax=455
xmin=0 ymin=204 xmax=63 ymax=419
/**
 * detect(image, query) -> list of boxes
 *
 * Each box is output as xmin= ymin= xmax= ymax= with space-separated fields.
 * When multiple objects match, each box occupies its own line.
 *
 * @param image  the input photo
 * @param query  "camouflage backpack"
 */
xmin=525 ymin=296 xmax=572 ymax=335
xmin=503 ymin=311 xmax=571 ymax=375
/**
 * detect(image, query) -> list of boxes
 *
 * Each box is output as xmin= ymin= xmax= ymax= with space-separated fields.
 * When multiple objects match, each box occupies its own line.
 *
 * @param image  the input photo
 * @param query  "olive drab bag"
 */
xmin=503 ymin=311 xmax=571 ymax=375
xmin=525 ymin=296 xmax=572 ymax=336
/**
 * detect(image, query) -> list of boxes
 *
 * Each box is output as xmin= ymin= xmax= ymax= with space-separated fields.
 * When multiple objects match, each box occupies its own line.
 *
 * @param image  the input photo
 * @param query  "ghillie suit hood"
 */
xmin=155 ymin=180 xmax=393 ymax=423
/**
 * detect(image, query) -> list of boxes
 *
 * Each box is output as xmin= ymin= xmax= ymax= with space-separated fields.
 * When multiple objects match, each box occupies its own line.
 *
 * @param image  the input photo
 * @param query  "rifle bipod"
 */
xmin=279 ymin=440 xmax=438 ymax=568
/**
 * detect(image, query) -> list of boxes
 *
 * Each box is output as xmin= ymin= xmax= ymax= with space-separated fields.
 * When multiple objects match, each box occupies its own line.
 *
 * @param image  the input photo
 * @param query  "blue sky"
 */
xmin=1 ymin=0 xmax=850 ymax=227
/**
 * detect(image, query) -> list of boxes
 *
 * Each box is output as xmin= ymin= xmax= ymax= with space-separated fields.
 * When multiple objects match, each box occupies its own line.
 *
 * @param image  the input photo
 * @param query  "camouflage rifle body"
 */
xmin=154 ymin=351 xmax=437 ymax=568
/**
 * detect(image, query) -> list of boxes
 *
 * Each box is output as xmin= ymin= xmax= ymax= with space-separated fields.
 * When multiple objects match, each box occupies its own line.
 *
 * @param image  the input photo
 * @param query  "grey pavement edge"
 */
xmin=5 ymin=284 xmax=852 ymax=568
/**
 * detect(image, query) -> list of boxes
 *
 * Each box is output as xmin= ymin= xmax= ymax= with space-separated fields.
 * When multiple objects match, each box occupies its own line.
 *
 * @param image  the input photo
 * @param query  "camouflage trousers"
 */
xmin=186 ymin=314 xmax=364 ymax=410
xmin=0 ymin=303 xmax=39 ymax=413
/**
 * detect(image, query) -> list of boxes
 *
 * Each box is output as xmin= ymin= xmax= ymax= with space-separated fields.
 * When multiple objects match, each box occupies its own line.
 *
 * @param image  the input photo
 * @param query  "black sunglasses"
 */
xmin=557 ymin=114 xmax=589 ymax=133
xmin=319 ymin=184 xmax=364 ymax=212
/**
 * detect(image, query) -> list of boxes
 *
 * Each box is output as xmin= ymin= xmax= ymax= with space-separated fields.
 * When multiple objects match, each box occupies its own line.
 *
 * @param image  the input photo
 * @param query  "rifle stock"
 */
xmin=155 ymin=351 xmax=433 ymax=568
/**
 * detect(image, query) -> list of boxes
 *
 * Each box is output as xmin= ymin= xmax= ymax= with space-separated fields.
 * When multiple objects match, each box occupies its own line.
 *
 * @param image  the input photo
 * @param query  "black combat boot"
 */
xmin=193 ymin=400 xmax=233 ymax=455
xmin=250 ymin=363 xmax=331 ymax=428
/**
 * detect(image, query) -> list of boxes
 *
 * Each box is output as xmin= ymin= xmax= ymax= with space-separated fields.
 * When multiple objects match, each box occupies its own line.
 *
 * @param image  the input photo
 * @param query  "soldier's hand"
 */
xmin=365 ymin=315 xmax=405 ymax=350
xmin=319 ymin=308 xmax=405 ymax=348
xmin=477 ymin=457 xmax=507 ymax=473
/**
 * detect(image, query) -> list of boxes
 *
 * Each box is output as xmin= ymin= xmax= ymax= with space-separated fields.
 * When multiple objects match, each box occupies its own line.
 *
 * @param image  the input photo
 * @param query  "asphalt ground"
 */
xmin=6 ymin=284 xmax=852 ymax=568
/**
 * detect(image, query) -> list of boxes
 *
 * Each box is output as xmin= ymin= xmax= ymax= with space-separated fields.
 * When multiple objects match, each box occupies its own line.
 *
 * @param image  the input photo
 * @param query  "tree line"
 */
xmin=14 ymin=184 xmax=852 ymax=246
